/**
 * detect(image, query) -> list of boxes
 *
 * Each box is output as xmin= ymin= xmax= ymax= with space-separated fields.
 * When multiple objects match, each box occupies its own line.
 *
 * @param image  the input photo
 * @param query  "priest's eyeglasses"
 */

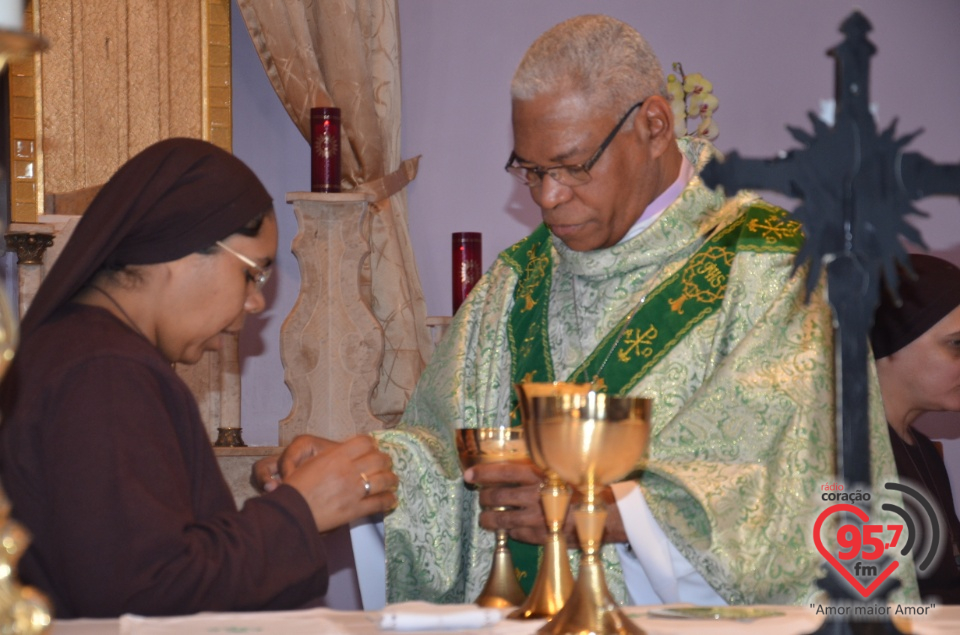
xmin=216 ymin=241 xmax=272 ymax=291
xmin=504 ymin=99 xmax=645 ymax=188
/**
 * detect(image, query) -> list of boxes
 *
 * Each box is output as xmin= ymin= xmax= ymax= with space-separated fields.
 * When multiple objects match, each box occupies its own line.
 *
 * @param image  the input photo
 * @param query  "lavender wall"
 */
xmin=392 ymin=0 xmax=960 ymax=495
xmin=399 ymin=0 xmax=960 ymax=318
xmin=234 ymin=0 xmax=960 ymax=438
xmin=231 ymin=0 xmax=960 ymax=556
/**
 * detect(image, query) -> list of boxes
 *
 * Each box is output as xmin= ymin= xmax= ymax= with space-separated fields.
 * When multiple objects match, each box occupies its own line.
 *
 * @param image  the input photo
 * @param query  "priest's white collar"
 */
xmin=617 ymin=153 xmax=695 ymax=245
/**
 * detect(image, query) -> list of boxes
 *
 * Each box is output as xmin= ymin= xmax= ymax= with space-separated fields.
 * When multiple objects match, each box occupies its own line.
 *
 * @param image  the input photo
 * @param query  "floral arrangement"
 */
xmin=666 ymin=62 xmax=719 ymax=140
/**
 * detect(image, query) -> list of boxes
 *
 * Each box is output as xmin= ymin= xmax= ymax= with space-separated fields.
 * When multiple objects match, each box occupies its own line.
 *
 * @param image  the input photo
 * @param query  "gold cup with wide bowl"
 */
xmin=454 ymin=426 xmax=529 ymax=608
xmin=509 ymin=382 xmax=592 ymax=620
xmin=529 ymin=391 xmax=651 ymax=635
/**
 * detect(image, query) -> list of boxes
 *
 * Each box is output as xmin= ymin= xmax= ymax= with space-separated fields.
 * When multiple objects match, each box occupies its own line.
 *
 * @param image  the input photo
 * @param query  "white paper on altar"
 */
xmin=379 ymin=601 xmax=502 ymax=630
xmin=118 ymin=607 xmax=361 ymax=635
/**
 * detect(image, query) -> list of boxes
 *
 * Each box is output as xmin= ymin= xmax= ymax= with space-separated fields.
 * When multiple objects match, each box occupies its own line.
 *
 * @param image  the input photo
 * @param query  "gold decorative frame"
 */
xmin=7 ymin=0 xmax=41 ymax=223
xmin=4 ymin=0 xmax=239 ymax=448
xmin=6 ymin=0 xmax=233 ymax=223
xmin=202 ymin=0 xmax=233 ymax=152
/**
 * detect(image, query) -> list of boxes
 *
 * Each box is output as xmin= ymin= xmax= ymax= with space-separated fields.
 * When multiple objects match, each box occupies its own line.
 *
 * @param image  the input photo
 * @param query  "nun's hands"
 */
xmin=252 ymin=434 xmax=398 ymax=533
xmin=253 ymin=435 xmax=338 ymax=493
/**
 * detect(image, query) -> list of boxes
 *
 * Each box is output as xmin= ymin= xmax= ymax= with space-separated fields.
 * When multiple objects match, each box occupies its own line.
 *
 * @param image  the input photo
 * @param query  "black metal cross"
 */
xmin=701 ymin=10 xmax=960 ymax=490
xmin=700 ymin=10 xmax=960 ymax=627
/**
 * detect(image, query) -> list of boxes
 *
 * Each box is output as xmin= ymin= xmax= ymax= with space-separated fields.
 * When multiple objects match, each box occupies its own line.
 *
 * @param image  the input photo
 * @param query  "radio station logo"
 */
xmin=814 ymin=481 xmax=943 ymax=599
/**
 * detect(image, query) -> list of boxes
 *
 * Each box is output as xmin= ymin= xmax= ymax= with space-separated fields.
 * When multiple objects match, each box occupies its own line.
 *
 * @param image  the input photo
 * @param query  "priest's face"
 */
xmin=510 ymin=91 xmax=670 ymax=251
xmin=156 ymin=212 xmax=278 ymax=365
xmin=878 ymin=304 xmax=960 ymax=418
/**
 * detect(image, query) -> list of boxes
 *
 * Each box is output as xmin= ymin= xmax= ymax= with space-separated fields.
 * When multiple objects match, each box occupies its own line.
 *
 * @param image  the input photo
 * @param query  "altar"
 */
xmin=41 ymin=604 xmax=960 ymax=635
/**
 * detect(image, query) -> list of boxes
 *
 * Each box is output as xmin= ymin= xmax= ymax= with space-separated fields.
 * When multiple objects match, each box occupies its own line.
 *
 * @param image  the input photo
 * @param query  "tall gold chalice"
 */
xmin=454 ymin=426 xmax=529 ymax=608
xmin=529 ymin=391 xmax=651 ymax=635
xmin=509 ymin=382 xmax=592 ymax=620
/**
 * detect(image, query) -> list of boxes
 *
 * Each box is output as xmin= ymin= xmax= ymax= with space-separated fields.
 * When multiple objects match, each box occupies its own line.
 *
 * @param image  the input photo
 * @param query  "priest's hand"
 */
xmin=467 ymin=461 xmax=555 ymax=544
xmin=577 ymin=487 xmax=628 ymax=544
xmin=466 ymin=462 xmax=627 ymax=545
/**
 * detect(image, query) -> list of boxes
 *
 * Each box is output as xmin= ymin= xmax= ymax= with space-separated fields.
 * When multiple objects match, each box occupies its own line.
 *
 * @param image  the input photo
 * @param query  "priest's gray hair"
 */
xmin=511 ymin=14 xmax=667 ymax=118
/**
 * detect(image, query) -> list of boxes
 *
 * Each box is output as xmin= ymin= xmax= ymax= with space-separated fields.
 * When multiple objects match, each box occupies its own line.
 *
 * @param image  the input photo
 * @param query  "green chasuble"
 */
xmin=374 ymin=137 xmax=918 ymax=606
xmin=503 ymin=199 xmax=807 ymax=585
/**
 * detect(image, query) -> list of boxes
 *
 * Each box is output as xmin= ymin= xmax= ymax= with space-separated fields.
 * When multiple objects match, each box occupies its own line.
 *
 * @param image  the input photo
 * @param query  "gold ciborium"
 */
xmin=529 ymin=392 xmax=651 ymax=635
xmin=509 ymin=382 xmax=591 ymax=620
xmin=454 ymin=426 xmax=529 ymax=608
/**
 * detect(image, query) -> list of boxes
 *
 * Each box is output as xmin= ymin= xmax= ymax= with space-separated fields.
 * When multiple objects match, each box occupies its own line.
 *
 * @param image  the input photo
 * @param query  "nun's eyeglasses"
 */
xmin=215 ymin=241 xmax=272 ymax=291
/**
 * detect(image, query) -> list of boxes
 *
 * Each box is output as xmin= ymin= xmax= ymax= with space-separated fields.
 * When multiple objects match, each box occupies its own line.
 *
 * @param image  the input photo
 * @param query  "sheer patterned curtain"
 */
xmin=237 ymin=0 xmax=430 ymax=425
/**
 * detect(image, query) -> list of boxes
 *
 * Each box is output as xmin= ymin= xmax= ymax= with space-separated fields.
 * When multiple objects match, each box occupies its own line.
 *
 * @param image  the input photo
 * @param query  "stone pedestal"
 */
xmin=214 ymin=447 xmax=280 ymax=508
xmin=281 ymin=192 xmax=385 ymax=444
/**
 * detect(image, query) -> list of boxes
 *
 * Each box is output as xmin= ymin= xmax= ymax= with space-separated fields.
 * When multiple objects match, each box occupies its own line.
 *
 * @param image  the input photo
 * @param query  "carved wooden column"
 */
xmin=281 ymin=192 xmax=385 ymax=444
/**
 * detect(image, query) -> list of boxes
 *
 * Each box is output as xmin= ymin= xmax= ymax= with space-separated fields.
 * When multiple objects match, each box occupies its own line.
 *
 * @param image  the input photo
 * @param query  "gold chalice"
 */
xmin=529 ymin=391 xmax=651 ymax=635
xmin=454 ymin=426 xmax=529 ymax=608
xmin=509 ymin=382 xmax=592 ymax=620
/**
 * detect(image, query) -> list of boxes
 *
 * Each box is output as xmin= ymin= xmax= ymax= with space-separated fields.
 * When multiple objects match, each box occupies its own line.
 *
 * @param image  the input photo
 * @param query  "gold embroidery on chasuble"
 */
xmin=507 ymin=204 xmax=804 ymax=400
xmin=505 ymin=225 xmax=555 ymax=387
xmin=668 ymin=247 xmax=734 ymax=315
xmin=747 ymin=207 xmax=803 ymax=246
xmin=517 ymin=248 xmax=549 ymax=312
xmin=616 ymin=326 xmax=658 ymax=364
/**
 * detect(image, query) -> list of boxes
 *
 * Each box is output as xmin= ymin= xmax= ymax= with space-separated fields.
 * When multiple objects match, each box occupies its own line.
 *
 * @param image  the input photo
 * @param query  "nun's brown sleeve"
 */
xmin=0 ymin=305 xmax=328 ymax=617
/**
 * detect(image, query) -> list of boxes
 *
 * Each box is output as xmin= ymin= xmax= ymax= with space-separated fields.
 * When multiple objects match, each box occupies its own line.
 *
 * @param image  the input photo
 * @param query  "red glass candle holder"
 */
xmin=311 ymin=107 xmax=341 ymax=193
xmin=452 ymin=232 xmax=482 ymax=313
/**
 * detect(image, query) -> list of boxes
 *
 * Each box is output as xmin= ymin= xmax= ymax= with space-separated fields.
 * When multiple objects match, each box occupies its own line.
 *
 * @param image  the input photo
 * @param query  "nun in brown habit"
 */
xmin=871 ymin=252 xmax=960 ymax=603
xmin=0 ymin=138 xmax=397 ymax=618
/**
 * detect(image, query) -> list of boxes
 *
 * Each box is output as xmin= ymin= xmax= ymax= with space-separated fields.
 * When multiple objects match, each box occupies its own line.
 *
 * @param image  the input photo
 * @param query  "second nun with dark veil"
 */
xmin=872 ymin=252 xmax=960 ymax=603
xmin=0 ymin=138 xmax=398 ymax=618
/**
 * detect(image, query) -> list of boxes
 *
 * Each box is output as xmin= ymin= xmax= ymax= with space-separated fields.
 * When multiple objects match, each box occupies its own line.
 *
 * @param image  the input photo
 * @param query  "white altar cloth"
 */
xmin=43 ymin=604 xmax=960 ymax=635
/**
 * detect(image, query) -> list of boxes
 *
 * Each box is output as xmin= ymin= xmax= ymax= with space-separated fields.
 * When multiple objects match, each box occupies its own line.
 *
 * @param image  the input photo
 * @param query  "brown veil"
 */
xmin=20 ymin=138 xmax=272 ymax=340
xmin=871 ymin=254 xmax=960 ymax=359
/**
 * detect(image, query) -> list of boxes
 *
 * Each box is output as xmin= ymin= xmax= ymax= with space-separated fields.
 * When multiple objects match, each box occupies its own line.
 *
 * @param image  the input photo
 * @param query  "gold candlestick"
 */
xmin=454 ymin=427 xmax=529 ymax=608
xmin=529 ymin=391 xmax=651 ymax=635
xmin=0 ymin=20 xmax=52 ymax=635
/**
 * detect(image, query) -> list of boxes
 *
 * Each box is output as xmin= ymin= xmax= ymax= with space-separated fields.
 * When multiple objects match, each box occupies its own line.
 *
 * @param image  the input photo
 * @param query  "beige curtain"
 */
xmin=237 ymin=0 xmax=430 ymax=425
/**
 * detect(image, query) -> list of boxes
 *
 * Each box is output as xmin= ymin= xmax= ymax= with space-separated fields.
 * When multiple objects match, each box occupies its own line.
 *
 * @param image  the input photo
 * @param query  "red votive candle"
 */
xmin=452 ymin=232 xmax=482 ymax=313
xmin=311 ymin=107 xmax=341 ymax=192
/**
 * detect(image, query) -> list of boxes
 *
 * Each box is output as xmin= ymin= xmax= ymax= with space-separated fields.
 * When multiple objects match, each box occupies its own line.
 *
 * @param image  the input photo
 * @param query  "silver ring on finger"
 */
xmin=359 ymin=471 xmax=372 ymax=497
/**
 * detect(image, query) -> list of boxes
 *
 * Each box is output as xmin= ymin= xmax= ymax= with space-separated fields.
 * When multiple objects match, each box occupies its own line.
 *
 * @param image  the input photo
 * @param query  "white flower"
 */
xmin=696 ymin=116 xmax=719 ymax=141
xmin=688 ymin=93 xmax=719 ymax=118
xmin=683 ymin=72 xmax=713 ymax=95
xmin=667 ymin=65 xmax=719 ymax=140
xmin=667 ymin=74 xmax=685 ymax=103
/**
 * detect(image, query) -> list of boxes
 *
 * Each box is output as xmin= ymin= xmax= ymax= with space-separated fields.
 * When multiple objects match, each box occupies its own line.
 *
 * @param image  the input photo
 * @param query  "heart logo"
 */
xmin=813 ymin=503 xmax=899 ymax=598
